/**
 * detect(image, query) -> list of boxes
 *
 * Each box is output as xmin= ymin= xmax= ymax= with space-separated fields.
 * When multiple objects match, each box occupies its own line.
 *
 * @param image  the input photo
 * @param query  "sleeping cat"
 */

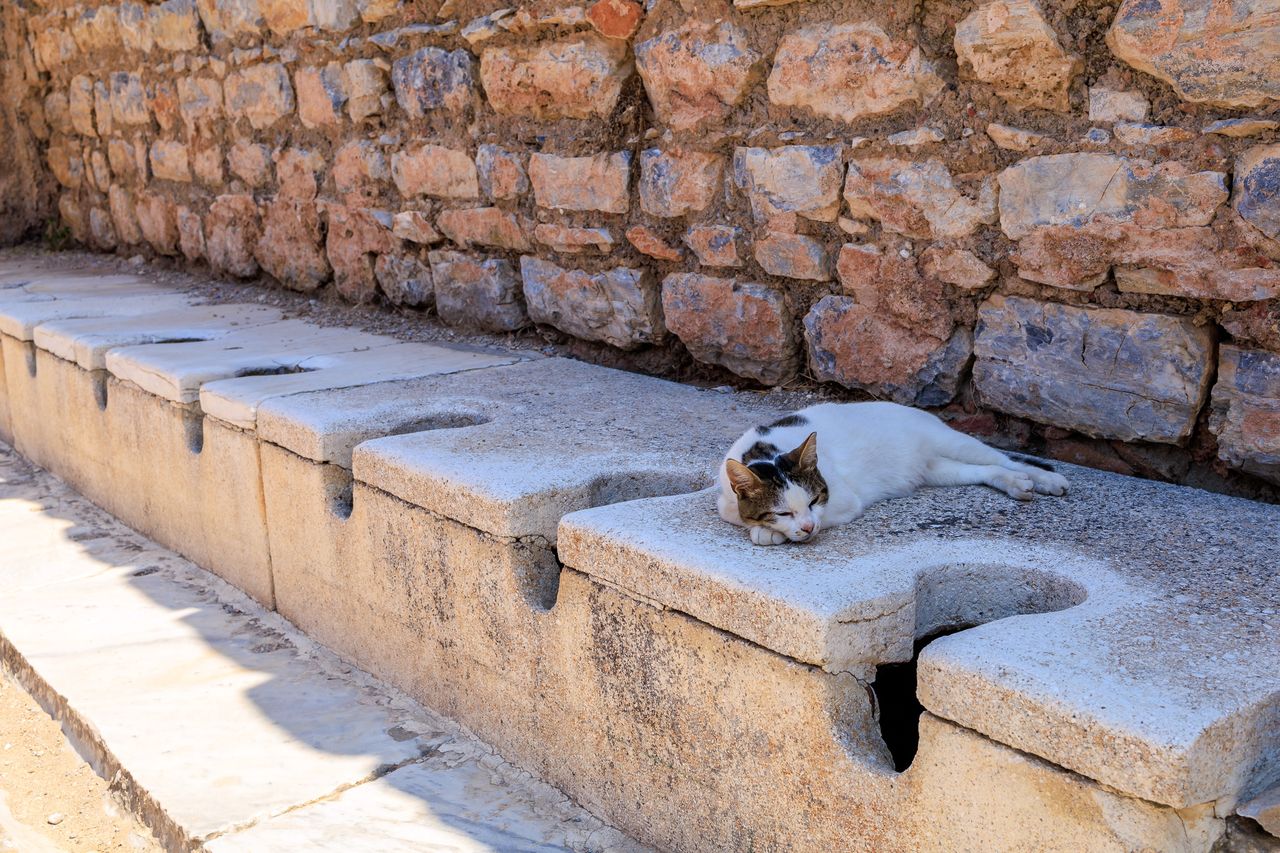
xmin=718 ymin=402 xmax=1069 ymax=545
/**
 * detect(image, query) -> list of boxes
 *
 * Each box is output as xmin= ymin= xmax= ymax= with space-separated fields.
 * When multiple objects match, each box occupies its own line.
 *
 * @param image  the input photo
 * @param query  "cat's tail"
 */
xmin=1009 ymin=453 xmax=1055 ymax=472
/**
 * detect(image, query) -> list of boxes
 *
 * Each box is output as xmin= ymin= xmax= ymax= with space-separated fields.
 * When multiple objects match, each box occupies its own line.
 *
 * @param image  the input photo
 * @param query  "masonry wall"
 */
xmin=9 ymin=0 xmax=1280 ymax=491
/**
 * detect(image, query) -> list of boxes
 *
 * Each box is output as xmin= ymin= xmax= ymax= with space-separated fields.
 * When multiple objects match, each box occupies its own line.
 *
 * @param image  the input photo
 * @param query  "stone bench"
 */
xmin=1 ymin=266 xmax=1276 ymax=851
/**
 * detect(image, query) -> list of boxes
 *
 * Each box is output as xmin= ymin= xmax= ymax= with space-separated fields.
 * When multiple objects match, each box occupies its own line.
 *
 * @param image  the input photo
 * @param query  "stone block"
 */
xmin=520 ymin=257 xmax=662 ymax=349
xmin=638 ymin=148 xmax=722 ymax=218
xmin=392 ymin=145 xmax=479 ymax=199
xmin=845 ymin=158 xmax=997 ymax=240
xmin=69 ymin=75 xmax=96 ymax=137
xmin=374 ymin=254 xmax=433 ymax=308
xmin=391 ymin=48 xmax=473 ymax=117
xmin=150 ymin=140 xmax=192 ymax=183
xmin=118 ymin=3 xmax=156 ymax=53
xmin=344 ymin=59 xmax=389 ymax=120
xmin=177 ymin=207 xmax=206 ymax=261
xmin=177 ymin=77 xmax=223 ymax=134
xmin=1088 ymin=86 xmax=1149 ymax=122
xmin=71 ymin=6 xmax=119 ymax=52
xmin=661 ymin=273 xmax=797 ymax=383
xmin=110 ymin=72 xmax=150 ymax=127
xmin=955 ymin=0 xmax=1081 ymax=112
xmin=333 ymin=141 xmax=388 ymax=201
xmin=136 ymin=193 xmax=181 ymax=256
xmin=476 ymin=145 xmax=529 ymax=201
xmin=256 ymin=199 xmax=331 ymax=291
xmin=224 ymin=63 xmax=295 ymax=130
xmin=228 ymin=142 xmax=272 ymax=187
xmin=684 ymin=224 xmax=742 ymax=268
xmin=326 ymin=205 xmax=399 ymax=303
xmin=635 ymin=21 xmax=759 ymax=131
xmin=753 ymin=232 xmax=830 ymax=281
xmin=206 ymin=194 xmax=261 ymax=278
xmin=733 ymin=145 xmax=844 ymax=224
xmin=529 ymin=152 xmax=630 ymax=214
xmin=626 ymin=226 xmax=681 ymax=262
xmin=480 ymin=34 xmax=630 ymax=120
xmin=533 ymin=225 xmax=614 ymax=254
xmin=108 ymin=185 xmax=144 ymax=247
xmin=428 ymin=251 xmax=528 ymax=332
xmin=436 ymin=207 xmax=531 ymax=251
xmin=196 ymin=0 xmax=263 ymax=40
xmin=1234 ymin=143 xmax=1280 ymax=243
xmin=973 ymin=295 xmax=1215 ymax=442
xmin=1209 ymin=345 xmax=1280 ymax=484
xmin=296 ymin=63 xmax=348 ymax=128
xmin=154 ymin=0 xmax=204 ymax=52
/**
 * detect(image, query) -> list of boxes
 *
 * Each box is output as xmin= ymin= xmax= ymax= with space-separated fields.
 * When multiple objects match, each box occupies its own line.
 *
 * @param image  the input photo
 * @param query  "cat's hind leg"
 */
xmin=924 ymin=458 xmax=1036 ymax=501
xmin=933 ymin=430 xmax=1068 ymax=496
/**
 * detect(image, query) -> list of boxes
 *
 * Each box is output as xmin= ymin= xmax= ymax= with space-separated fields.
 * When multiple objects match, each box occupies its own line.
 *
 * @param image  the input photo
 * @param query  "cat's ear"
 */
xmin=725 ymin=459 xmax=763 ymax=497
xmin=785 ymin=432 xmax=819 ymax=470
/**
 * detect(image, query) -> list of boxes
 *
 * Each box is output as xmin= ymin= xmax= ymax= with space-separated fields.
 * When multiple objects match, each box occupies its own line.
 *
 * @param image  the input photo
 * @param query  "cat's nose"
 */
xmin=800 ymin=521 xmax=815 ymax=533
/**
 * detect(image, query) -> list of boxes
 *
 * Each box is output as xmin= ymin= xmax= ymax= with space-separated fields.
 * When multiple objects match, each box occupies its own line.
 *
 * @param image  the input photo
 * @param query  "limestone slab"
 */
xmin=32 ymin=304 xmax=286 ymax=370
xmin=0 ymin=282 xmax=192 ymax=341
xmin=104 ymin=320 xmax=397 ymax=405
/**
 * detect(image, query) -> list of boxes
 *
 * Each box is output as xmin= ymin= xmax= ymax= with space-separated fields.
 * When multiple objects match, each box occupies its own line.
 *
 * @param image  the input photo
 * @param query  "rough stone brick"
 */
xmin=149 ymin=79 xmax=182 ymax=135
xmin=392 ymin=211 xmax=442 ymax=245
xmin=275 ymin=148 xmax=324 ymax=202
xmin=973 ymin=295 xmax=1215 ymax=442
xmin=436 ymin=207 xmax=531 ymax=251
xmin=835 ymin=243 xmax=955 ymax=341
xmin=626 ymin=226 xmax=682 ymax=262
xmin=344 ymin=59 xmax=389 ymax=120
xmin=296 ymin=63 xmax=348 ymax=128
xmin=110 ymin=72 xmax=150 ymax=127
xmin=587 ymin=0 xmax=643 ymax=40
xmin=476 ymin=145 xmax=529 ymax=201
xmin=107 ymin=139 xmax=140 ymax=185
xmin=391 ymin=48 xmax=474 ymax=117
xmin=261 ymin=0 xmax=310 ymax=35
xmin=1088 ymin=87 xmax=1149 ymax=123
xmin=118 ymin=3 xmax=156 ymax=53
xmin=844 ymin=158 xmax=998 ymax=240
xmin=154 ymin=0 xmax=203 ymax=51
xmin=375 ymin=253 xmax=433 ymax=307
xmin=196 ymin=0 xmax=263 ymax=40
xmin=768 ymin=23 xmax=943 ymax=123
xmin=135 ymin=192 xmax=180 ymax=255
xmin=93 ymin=82 xmax=114 ymax=136
xmin=150 ymin=140 xmax=192 ymax=182
xmin=72 ymin=6 xmax=119 ymax=53
xmin=996 ymin=153 xmax=1227 ymax=239
xmin=1210 ymin=345 xmax=1280 ymax=484
xmin=955 ymin=0 xmax=1081 ymax=112
xmin=311 ymin=0 xmax=360 ymax=31
xmin=256 ymin=198 xmax=331 ymax=291
xmin=392 ymin=145 xmax=479 ymax=199
xmin=480 ymin=33 xmax=630 ymax=120
xmin=754 ymin=232 xmax=830 ymax=281
xmin=684 ymin=224 xmax=743 ymax=268
xmin=639 ymin=148 xmax=722 ymax=218
xmin=1107 ymin=0 xmax=1280 ymax=108
xmin=333 ymin=141 xmax=388 ymax=200
xmin=228 ymin=141 xmax=272 ymax=187
xmin=33 ymin=29 xmax=77 ymax=73
xmin=358 ymin=0 xmax=399 ymax=24
xmin=662 ymin=273 xmax=797 ymax=384
xmin=521 ymin=256 xmax=663 ymax=350
xmin=224 ymin=63 xmax=295 ymax=130
xmin=193 ymin=145 xmax=224 ymax=186
xmin=176 ymin=206 xmax=206 ymax=262
xmin=206 ymin=194 xmax=261 ymax=277
xmin=635 ymin=21 xmax=760 ymax=132
xmin=44 ymin=92 xmax=71 ymax=135
xmin=48 ymin=144 xmax=84 ymax=190
xmin=59 ymin=194 xmax=90 ymax=245
xmin=529 ymin=152 xmax=630 ymax=214
xmin=921 ymin=247 xmax=996 ymax=289
xmin=89 ymin=207 xmax=118 ymax=250
xmin=805 ymin=295 xmax=972 ymax=406
xmin=733 ymin=145 xmax=844 ymax=224
xmin=985 ymin=123 xmax=1048 ymax=151
xmin=177 ymin=77 xmax=223 ymax=134
xmin=1203 ymin=118 xmax=1280 ymax=138
xmin=89 ymin=151 xmax=112 ymax=193
xmin=533 ymin=224 xmax=614 ymax=254
xmin=108 ymin=185 xmax=144 ymax=246
xmin=1234 ymin=143 xmax=1280 ymax=243
xmin=325 ymin=204 xmax=399 ymax=302
xmin=429 ymin=251 xmax=528 ymax=332
xmin=1113 ymin=122 xmax=1196 ymax=146
xmin=69 ymin=75 xmax=96 ymax=137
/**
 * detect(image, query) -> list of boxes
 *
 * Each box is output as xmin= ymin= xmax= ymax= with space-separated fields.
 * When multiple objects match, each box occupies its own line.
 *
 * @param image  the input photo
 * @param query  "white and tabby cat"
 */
xmin=718 ymin=402 xmax=1069 ymax=545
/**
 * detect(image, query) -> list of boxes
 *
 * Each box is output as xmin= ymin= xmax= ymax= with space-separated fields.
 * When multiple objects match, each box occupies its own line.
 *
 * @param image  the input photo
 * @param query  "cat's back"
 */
xmin=796 ymin=400 xmax=939 ymax=436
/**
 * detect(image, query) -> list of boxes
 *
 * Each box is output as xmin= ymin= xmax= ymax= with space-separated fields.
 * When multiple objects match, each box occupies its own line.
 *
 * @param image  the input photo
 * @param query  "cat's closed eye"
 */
xmin=777 ymin=511 xmax=793 ymax=518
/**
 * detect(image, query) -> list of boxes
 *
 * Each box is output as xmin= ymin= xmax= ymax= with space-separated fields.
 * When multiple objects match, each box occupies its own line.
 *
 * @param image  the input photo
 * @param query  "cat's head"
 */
xmin=726 ymin=432 xmax=829 ymax=542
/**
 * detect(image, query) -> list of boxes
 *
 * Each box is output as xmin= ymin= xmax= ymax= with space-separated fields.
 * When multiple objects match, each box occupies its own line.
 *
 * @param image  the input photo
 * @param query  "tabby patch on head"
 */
xmin=725 ymin=432 xmax=829 ymax=542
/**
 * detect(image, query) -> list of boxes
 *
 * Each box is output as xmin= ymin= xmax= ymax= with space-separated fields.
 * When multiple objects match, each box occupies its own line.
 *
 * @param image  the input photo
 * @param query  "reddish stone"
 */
xmin=228 ymin=142 xmax=273 ymax=187
xmin=176 ymin=206 xmax=205 ymax=262
xmin=296 ymin=63 xmax=348 ymax=129
xmin=333 ymin=141 xmax=388 ymax=201
xmin=224 ymin=64 xmax=295 ymax=130
xmin=392 ymin=211 xmax=443 ymax=245
xmin=206 ymin=194 xmax=261 ymax=278
xmin=844 ymin=157 xmax=997 ymax=240
xmin=275 ymin=148 xmax=324 ymax=202
xmin=476 ymin=145 xmax=529 ymax=201
xmin=108 ymin=185 xmax=144 ymax=247
xmin=177 ymin=78 xmax=223 ymax=135
xmin=480 ymin=34 xmax=631 ymax=120
xmin=638 ymin=148 xmax=722 ymax=218
xmin=533 ymin=224 xmax=614 ymax=254
xmin=626 ymin=226 xmax=681 ymax=262
xmin=392 ymin=145 xmax=479 ymax=199
xmin=529 ymin=152 xmax=630 ymax=214
xmin=835 ymin=243 xmax=954 ymax=341
xmin=326 ymin=205 xmax=400 ymax=302
xmin=256 ymin=199 xmax=331 ymax=291
xmin=920 ymin=247 xmax=996 ymax=289
xmin=153 ymin=0 xmax=202 ymax=51
xmin=428 ymin=251 xmax=528 ymax=332
xmin=684 ymin=224 xmax=743 ymax=268
xmin=520 ymin=257 xmax=663 ymax=349
xmin=150 ymin=140 xmax=192 ymax=183
xmin=69 ymin=76 xmax=96 ymax=137
xmin=436 ymin=207 xmax=531 ymax=251
xmin=635 ymin=21 xmax=760 ymax=132
xmin=954 ymin=0 xmax=1081 ymax=112
xmin=661 ymin=273 xmax=798 ymax=384
xmin=587 ymin=0 xmax=642 ymax=40
xmin=47 ymin=145 xmax=83 ymax=190
xmin=754 ymin=232 xmax=830 ymax=281
xmin=89 ymin=207 xmax=117 ymax=251
xmin=1211 ymin=345 xmax=1280 ymax=483
xmin=135 ymin=193 xmax=180 ymax=256
xmin=150 ymin=79 xmax=182 ymax=134
xmin=345 ymin=59 xmax=389 ymax=121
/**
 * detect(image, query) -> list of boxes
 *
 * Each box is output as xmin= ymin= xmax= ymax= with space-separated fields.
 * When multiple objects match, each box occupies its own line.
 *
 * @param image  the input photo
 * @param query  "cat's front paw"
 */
xmin=1032 ymin=470 xmax=1069 ymax=496
xmin=749 ymin=526 xmax=788 ymax=546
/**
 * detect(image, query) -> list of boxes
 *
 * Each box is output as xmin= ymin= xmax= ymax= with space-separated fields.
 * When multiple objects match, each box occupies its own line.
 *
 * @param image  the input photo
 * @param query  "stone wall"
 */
xmin=0 ymin=0 xmax=56 ymax=244
xmin=12 ymin=0 xmax=1280 ymax=490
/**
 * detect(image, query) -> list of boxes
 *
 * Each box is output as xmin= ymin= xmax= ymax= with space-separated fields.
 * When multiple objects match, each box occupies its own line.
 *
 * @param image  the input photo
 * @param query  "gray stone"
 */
xmin=1234 ymin=144 xmax=1280 ymax=242
xmin=973 ymin=295 xmax=1215 ymax=443
xmin=520 ymin=256 xmax=663 ymax=350
xmin=110 ymin=72 xmax=150 ymax=127
xmin=224 ymin=63 xmax=295 ymax=130
xmin=375 ymin=254 xmax=434 ymax=308
xmin=1209 ymin=345 xmax=1280 ymax=484
xmin=391 ymin=47 xmax=474 ymax=117
xmin=428 ymin=251 xmax=528 ymax=332
xmin=732 ymin=145 xmax=844 ymax=224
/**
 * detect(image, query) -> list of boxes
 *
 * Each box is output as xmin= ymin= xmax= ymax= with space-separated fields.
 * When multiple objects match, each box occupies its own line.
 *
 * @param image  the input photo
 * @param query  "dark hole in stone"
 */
xmin=91 ymin=372 xmax=109 ymax=410
xmin=871 ymin=624 xmax=974 ymax=772
xmin=23 ymin=342 xmax=36 ymax=378
xmin=234 ymin=364 xmax=310 ymax=378
xmin=132 ymin=567 xmax=159 ymax=577
xmin=182 ymin=410 xmax=204 ymax=454
xmin=330 ymin=482 xmax=354 ymax=520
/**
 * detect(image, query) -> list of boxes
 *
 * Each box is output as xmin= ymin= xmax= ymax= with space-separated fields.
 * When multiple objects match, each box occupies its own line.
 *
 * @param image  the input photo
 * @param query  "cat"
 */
xmin=718 ymin=402 xmax=1069 ymax=545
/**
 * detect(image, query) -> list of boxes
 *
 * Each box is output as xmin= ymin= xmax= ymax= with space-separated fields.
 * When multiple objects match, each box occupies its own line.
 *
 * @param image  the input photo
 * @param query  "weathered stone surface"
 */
xmin=635 ymin=21 xmax=760 ymax=132
xmin=805 ymin=294 xmax=971 ymax=405
xmin=1237 ymin=785 xmax=1280 ymax=836
xmin=135 ymin=193 xmax=180 ymax=255
xmin=196 ymin=0 xmax=263 ymax=40
xmin=256 ymin=199 xmax=331 ymax=291
xmin=835 ymin=243 xmax=955 ymax=341
xmin=888 ymin=127 xmax=945 ymax=147
xmin=534 ymin=224 xmax=614 ymax=254
xmin=844 ymin=158 xmax=997 ymax=240
xmin=1114 ymin=122 xmax=1196 ymax=146
xmin=733 ymin=145 xmax=844 ymax=224
xmin=955 ymin=0 xmax=1081 ymax=112
xmin=89 ymin=207 xmax=117 ymax=250
xmin=587 ymin=0 xmax=642 ymax=39
xmin=150 ymin=79 xmax=182 ymax=135
xmin=1088 ymin=86 xmax=1149 ymax=122
xmin=296 ymin=63 xmax=348 ymax=128
xmin=1211 ymin=346 xmax=1280 ymax=481
xmin=754 ymin=232 xmax=830 ymax=281
xmin=206 ymin=194 xmax=261 ymax=277
xmin=94 ymin=81 xmax=115 ymax=136
xmin=768 ymin=23 xmax=944 ymax=123
xmin=626 ymin=226 xmax=682 ymax=262
xmin=1203 ymin=118 xmax=1279 ymax=138
xmin=344 ymin=59 xmax=389 ymax=120
xmin=437 ymin=207 xmax=532 ymax=251
xmin=374 ymin=253 xmax=433 ymax=307
xmin=108 ymin=185 xmax=144 ymax=246
xmin=921 ymin=247 xmax=996 ymax=289
xmin=1234 ymin=143 xmax=1280 ymax=242
xmin=325 ymin=205 xmax=399 ymax=302
xmin=685 ymin=224 xmax=743 ymax=267
xmin=33 ymin=28 xmax=78 ymax=73
xmin=150 ymin=140 xmax=192 ymax=183
xmin=391 ymin=48 xmax=474 ymax=117
xmin=392 ymin=145 xmax=479 ymax=199
xmin=974 ymin=295 xmax=1214 ymax=442
xmin=391 ymin=211 xmax=442 ymax=245
xmin=428 ymin=251 xmax=528 ymax=331
xmin=529 ymin=152 xmax=630 ymax=214
xmin=1107 ymin=0 xmax=1280 ymax=109
xmin=275 ymin=148 xmax=324 ymax=201
xmin=229 ymin=142 xmax=272 ymax=187
xmin=986 ymin=123 xmax=1048 ymax=151
xmin=639 ymin=148 xmax=722 ymax=218
xmin=661 ymin=273 xmax=797 ymax=383
xmin=480 ymin=34 xmax=630 ymax=120
xmin=69 ymin=76 xmax=96 ymax=137
xmin=997 ymin=153 xmax=1228 ymax=239
xmin=89 ymin=151 xmax=112 ymax=193
xmin=47 ymin=144 xmax=84 ymax=190
xmin=72 ymin=6 xmax=119 ymax=52
xmin=107 ymin=139 xmax=141 ymax=186
xmin=224 ymin=63 xmax=294 ymax=129
xmin=176 ymin=206 xmax=206 ymax=261
xmin=476 ymin=145 xmax=529 ymax=201
xmin=261 ymin=0 xmax=309 ymax=33
xmin=154 ymin=0 xmax=203 ymax=51
xmin=333 ymin=141 xmax=388 ymax=200
xmin=177 ymin=77 xmax=223 ymax=134
xmin=110 ymin=72 xmax=150 ymax=127
xmin=44 ymin=92 xmax=71 ymax=136
xmin=521 ymin=257 xmax=662 ymax=349
xmin=118 ymin=3 xmax=156 ymax=53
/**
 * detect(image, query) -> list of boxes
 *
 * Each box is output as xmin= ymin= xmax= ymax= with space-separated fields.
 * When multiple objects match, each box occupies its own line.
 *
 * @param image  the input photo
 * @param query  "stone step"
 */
xmin=0 ymin=442 xmax=642 ymax=853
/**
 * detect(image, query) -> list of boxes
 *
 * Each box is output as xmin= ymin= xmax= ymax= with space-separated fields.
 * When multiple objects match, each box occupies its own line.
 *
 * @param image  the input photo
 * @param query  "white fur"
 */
xmin=718 ymin=402 xmax=1069 ymax=545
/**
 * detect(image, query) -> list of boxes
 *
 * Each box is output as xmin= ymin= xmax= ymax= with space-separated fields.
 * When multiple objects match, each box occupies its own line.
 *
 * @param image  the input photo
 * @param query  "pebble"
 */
xmin=47 ymin=812 xmax=64 ymax=825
